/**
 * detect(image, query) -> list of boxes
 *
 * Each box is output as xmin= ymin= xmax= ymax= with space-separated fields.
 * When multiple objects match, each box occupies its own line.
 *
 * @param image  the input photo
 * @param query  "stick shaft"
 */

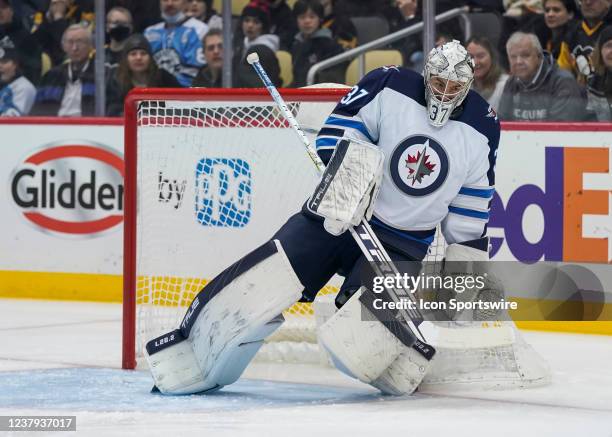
xmin=249 ymin=60 xmax=326 ymax=174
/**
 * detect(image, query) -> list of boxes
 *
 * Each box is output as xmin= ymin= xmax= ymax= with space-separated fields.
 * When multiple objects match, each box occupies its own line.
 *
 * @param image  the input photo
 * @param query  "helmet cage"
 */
xmin=423 ymin=41 xmax=474 ymax=127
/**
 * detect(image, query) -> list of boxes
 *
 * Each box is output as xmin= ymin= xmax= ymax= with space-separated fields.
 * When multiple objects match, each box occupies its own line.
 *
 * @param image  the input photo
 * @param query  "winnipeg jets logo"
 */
xmin=390 ymin=135 xmax=449 ymax=196
xmin=405 ymin=142 xmax=436 ymax=185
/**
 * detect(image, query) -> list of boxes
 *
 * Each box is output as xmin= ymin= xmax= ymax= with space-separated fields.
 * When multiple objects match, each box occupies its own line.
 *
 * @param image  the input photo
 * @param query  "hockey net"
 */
xmin=123 ymin=88 xmax=550 ymax=390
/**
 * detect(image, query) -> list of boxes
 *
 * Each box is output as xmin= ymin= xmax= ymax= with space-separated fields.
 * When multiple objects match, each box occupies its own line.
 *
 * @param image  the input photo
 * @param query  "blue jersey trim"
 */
xmin=325 ymin=117 xmax=374 ymax=143
xmin=448 ymin=206 xmax=490 ymax=220
xmin=458 ymin=186 xmax=495 ymax=198
xmin=370 ymin=216 xmax=435 ymax=245
xmin=316 ymin=137 xmax=339 ymax=149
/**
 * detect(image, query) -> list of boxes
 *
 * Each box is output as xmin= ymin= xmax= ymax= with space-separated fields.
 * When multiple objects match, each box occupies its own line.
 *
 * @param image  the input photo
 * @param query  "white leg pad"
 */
xmin=318 ymin=287 xmax=404 ymax=383
xmin=370 ymin=344 xmax=432 ymax=395
xmin=147 ymin=329 xmax=214 ymax=395
xmin=145 ymin=240 xmax=303 ymax=395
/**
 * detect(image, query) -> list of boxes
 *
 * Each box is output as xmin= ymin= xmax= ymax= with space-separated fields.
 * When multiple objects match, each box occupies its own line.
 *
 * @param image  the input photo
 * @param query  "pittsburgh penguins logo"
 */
xmin=389 ymin=135 xmax=449 ymax=196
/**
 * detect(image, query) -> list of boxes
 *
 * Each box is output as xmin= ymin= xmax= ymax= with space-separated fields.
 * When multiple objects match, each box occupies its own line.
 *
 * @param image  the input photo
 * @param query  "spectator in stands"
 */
xmin=0 ymin=47 xmax=36 ymax=115
xmin=32 ymin=23 xmax=95 ymax=116
xmin=290 ymin=0 xmax=345 ymax=87
xmin=558 ymin=0 xmax=611 ymax=84
xmin=467 ymin=35 xmax=509 ymax=110
xmin=107 ymin=0 xmax=161 ymax=33
xmin=185 ymin=0 xmax=222 ymax=29
xmin=498 ymin=0 xmax=549 ymax=70
xmin=233 ymin=2 xmax=281 ymax=87
xmin=17 ymin=0 xmax=45 ymax=30
xmin=31 ymin=0 xmax=94 ymax=67
xmin=269 ymin=0 xmax=298 ymax=51
xmin=498 ymin=31 xmax=585 ymax=121
xmin=389 ymin=0 xmax=424 ymax=70
xmin=542 ymin=0 xmax=577 ymax=62
xmin=0 ymin=0 xmax=42 ymax=84
xmin=586 ymin=25 xmax=612 ymax=120
xmin=105 ymin=7 xmax=134 ymax=68
xmin=192 ymin=28 xmax=223 ymax=87
xmin=106 ymin=34 xmax=180 ymax=116
xmin=320 ymin=0 xmax=357 ymax=50
xmin=144 ymin=0 xmax=208 ymax=87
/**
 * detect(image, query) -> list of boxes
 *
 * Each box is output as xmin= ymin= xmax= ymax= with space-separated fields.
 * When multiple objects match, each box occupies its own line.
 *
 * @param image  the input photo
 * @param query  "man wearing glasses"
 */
xmin=33 ymin=24 xmax=96 ymax=116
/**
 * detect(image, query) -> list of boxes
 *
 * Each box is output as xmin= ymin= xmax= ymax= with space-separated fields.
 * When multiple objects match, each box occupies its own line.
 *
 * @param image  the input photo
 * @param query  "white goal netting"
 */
xmin=126 ymin=90 xmax=550 ymax=390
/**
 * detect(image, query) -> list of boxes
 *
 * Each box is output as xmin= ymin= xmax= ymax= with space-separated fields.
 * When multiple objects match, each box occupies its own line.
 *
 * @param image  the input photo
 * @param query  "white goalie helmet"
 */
xmin=423 ymin=40 xmax=475 ymax=127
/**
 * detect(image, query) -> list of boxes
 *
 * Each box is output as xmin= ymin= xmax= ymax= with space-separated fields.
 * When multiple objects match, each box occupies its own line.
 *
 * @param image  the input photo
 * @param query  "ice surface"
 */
xmin=1 ymin=298 xmax=611 ymax=437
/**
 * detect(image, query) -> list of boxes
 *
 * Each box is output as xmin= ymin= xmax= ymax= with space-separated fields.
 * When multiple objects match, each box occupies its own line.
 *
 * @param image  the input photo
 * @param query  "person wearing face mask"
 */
xmin=144 ymin=0 xmax=208 ymax=87
xmin=105 ymin=7 xmax=133 ymax=68
xmin=106 ymin=0 xmax=161 ymax=33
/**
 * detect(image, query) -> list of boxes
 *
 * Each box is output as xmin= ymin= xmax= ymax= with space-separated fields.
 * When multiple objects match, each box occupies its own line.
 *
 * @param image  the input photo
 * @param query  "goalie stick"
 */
xmin=246 ymin=53 xmax=433 ymax=346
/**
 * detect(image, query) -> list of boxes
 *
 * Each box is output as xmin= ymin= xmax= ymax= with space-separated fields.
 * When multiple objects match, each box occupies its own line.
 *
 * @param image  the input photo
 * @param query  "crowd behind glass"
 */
xmin=0 ymin=0 xmax=611 ymax=121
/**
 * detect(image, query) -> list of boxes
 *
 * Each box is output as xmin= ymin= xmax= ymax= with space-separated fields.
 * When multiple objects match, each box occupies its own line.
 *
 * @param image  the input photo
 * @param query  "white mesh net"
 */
xmin=133 ymin=94 xmax=341 ymax=362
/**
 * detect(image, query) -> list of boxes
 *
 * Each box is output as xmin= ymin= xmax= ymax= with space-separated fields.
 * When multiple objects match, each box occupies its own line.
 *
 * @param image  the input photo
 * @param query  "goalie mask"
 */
xmin=423 ymin=40 xmax=474 ymax=127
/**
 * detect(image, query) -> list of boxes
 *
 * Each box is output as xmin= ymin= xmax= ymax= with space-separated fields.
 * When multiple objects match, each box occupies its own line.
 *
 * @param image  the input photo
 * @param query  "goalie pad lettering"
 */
xmin=145 ymin=240 xmax=303 ymax=395
xmin=370 ymin=340 xmax=435 ymax=395
xmin=307 ymin=138 xmax=384 ymax=236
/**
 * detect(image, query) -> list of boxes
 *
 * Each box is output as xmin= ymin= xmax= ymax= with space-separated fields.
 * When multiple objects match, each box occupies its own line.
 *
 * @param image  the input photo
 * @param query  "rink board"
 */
xmin=0 ymin=118 xmax=611 ymax=335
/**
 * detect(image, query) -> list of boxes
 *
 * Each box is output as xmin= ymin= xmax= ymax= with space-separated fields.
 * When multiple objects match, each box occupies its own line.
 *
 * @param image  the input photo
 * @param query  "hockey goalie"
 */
xmin=144 ymin=40 xmax=546 ymax=395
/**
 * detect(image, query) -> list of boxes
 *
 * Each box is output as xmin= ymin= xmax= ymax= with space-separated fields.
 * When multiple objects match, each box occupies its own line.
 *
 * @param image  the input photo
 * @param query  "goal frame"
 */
xmin=122 ymin=88 xmax=348 ymax=369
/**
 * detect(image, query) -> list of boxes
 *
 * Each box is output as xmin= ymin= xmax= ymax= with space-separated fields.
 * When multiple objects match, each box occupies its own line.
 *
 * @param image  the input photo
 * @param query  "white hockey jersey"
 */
xmin=315 ymin=67 xmax=500 ymax=258
xmin=0 ymin=75 xmax=36 ymax=116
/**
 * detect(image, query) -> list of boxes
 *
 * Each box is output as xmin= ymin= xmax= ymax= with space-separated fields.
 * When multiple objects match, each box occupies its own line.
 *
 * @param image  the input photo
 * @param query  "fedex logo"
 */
xmin=195 ymin=158 xmax=252 ymax=227
xmin=489 ymin=147 xmax=611 ymax=263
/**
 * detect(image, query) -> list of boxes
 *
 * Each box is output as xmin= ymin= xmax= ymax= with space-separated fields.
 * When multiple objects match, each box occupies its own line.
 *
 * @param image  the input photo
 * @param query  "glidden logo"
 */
xmin=10 ymin=142 xmax=124 ymax=236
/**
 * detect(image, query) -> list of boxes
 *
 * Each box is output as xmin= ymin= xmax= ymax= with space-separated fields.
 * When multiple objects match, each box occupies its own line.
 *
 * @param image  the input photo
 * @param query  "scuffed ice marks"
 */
xmin=0 ymin=368 xmax=379 ymax=412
